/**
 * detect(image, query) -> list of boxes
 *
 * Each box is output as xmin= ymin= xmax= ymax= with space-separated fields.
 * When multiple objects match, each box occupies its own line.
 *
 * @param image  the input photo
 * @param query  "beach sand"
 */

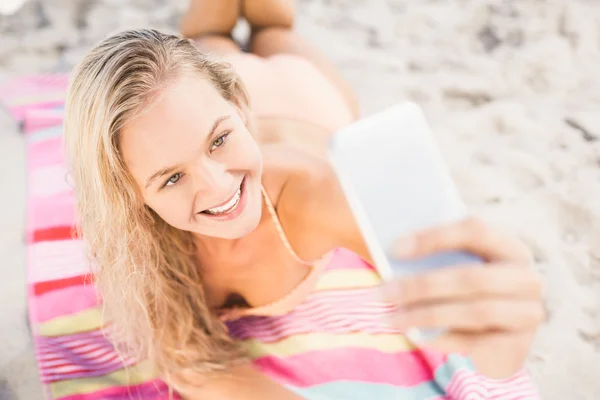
xmin=1 ymin=0 xmax=599 ymax=398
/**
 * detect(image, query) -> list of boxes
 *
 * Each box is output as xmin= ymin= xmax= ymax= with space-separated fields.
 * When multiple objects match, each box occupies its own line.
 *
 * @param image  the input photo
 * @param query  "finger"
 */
xmin=382 ymin=264 xmax=543 ymax=307
xmin=391 ymin=217 xmax=533 ymax=264
xmin=428 ymin=330 xmax=535 ymax=378
xmin=391 ymin=299 xmax=544 ymax=332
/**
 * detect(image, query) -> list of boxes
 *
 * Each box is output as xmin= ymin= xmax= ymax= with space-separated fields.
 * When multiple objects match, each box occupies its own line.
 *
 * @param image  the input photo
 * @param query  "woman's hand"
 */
xmin=382 ymin=217 xmax=544 ymax=379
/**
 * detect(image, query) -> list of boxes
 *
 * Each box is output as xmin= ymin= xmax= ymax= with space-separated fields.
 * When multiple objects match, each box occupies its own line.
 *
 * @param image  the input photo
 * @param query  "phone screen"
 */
xmin=329 ymin=103 xmax=480 ymax=281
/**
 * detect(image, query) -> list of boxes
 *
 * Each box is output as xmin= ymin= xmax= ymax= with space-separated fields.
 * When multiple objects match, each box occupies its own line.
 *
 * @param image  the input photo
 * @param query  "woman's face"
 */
xmin=121 ymin=74 xmax=263 ymax=239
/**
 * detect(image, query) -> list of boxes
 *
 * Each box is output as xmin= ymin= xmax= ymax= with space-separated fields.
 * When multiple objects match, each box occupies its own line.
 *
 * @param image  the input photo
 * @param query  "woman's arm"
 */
xmin=173 ymin=364 xmax=304 ymax=400
xmin=278 ymin=159 xmax=543 ymax=384
xmin=275 ymin=159 xmax=372 ymax=262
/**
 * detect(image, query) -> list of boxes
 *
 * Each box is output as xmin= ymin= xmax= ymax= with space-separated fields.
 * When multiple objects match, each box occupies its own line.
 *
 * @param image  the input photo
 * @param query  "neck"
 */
xmin=193 ymin=201 xmax=309 ymax=310
xmin=193 ymin=231 xmax=245 ymax=260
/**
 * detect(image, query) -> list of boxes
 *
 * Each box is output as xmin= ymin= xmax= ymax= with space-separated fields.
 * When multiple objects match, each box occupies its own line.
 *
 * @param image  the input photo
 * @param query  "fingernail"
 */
xmin=390 ymin=235 xmax=416 ymax=258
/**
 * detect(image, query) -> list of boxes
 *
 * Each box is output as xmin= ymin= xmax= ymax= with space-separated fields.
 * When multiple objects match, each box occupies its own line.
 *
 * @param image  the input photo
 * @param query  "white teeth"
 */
xmin=205 ymin=186 xmax=242 ymax=215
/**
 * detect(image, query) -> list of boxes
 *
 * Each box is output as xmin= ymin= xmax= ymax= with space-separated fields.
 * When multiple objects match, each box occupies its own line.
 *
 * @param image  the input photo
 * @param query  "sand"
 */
xmin=1 ymin=0 xmax=599 ymax=398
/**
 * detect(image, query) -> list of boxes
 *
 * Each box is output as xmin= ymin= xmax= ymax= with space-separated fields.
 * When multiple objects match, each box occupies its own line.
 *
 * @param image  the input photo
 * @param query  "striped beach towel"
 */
xmin=2 ymin=75 xmax=177 ymax=399
xmin=2 ymin=74 xmax=540 ymax=400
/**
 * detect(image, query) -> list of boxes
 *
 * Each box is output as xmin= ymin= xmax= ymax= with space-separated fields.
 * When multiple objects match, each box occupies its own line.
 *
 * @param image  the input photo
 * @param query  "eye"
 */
xmin=163 ymin=173 xmax=182 ymax=188
xmin=210 ymin=132 xmax=230 ymax=152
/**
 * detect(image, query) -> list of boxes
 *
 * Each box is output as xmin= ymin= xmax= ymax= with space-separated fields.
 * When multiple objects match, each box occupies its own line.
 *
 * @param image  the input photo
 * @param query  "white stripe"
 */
xmin=30 ymin=164 xmax=72 ymax=197
xmin=28 ymin=239 xmax=95 ymax=282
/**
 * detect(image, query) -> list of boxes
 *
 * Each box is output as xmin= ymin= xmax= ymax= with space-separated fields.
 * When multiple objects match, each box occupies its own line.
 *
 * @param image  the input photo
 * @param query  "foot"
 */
xmin=180 ymin=0 xmax=242 ymax=38
xmin=242 ymin=0 xmax=295 ymax=30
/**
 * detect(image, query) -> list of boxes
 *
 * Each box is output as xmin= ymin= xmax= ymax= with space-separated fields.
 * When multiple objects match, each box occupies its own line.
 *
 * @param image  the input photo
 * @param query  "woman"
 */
xmin=64 ymin=0 xmax=543 ymax=398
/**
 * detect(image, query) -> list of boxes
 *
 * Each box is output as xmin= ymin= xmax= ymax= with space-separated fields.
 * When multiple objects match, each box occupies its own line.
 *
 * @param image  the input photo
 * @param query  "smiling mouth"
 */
xmin=201 ymin=180 xmax=243 ymax=216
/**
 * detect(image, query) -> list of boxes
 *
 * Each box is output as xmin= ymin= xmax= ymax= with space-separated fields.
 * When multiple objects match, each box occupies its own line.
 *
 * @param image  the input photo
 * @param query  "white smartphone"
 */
xmin=329 ymin=102 xmax=480 ymax=340
xmin=330 ymin=103 xmax=481 ymax=342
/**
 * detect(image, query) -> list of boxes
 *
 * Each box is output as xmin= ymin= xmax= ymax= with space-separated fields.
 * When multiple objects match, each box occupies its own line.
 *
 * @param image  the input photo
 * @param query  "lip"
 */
xmin=206 ymin=184 xmax=241 ymax=211
xmin=199 ymin=176 xmax=248 ymax=222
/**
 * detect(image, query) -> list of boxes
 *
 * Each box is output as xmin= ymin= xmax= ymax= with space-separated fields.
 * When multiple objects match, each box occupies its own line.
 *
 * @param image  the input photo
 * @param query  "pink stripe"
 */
xmin=489 ymin=371 xmax=539 ymax=400
xmin=325 ymin=247 xmax=377 ymax=272
xmin=42 ymin=360 xmax=132 ymax=383
xmin=27 ymin=136 xmax=64 ymax=168
xmin=248 ymin=287 xmax=388 ymax=318
xmin=34 ymin=330 xmax=140 ymax=383
xmin=37 ymin=329 xmax=106 ymax=347
xmin=229 ymin=315 xmax=397 ymax=342
xmin=446 ymin=369 xmax=539 ymax=400
xmin=34 ymin=284 xmax=99 ymax=322
xmin=228 ymin=291 xmax=396 ymax=341
xmin=28 ymin=192 xmax=76 ymax=232
xmin=253 ymin=347 xmax=442 ymax=388
xmin=0 ymin=75 xmax=67 ymax=102
xmin=451 ymin=375 xmax=486 ymax=399
xmin=56 ymin=379 xmax=179 ymax=400
xmin=23 ymin=111 xmax=64 ymax=134
xmin=0 ymin=74 xmax=68 ymax=96
xmin=40 ymin=347 xmax=117 ymax=366
xmin=41 ymin=352 xmax=120 ymax=373
xmin=37 ymin=334 xmax=109 ymax=353
xmin=229 ymin=312 xmax=397 ymax=342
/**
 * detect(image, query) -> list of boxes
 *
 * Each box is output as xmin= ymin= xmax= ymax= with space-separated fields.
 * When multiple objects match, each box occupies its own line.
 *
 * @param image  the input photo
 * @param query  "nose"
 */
xmin=190 ymin=158 xmax=233 ymax=200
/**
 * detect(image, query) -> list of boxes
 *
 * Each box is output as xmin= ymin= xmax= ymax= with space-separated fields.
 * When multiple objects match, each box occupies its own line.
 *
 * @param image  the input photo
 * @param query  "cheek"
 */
xmin=145 ymin=192 xmax=192 ymax=226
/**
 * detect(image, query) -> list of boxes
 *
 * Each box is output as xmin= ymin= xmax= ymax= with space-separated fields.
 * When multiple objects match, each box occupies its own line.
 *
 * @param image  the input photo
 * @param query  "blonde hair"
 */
xmin=64 ymin=29 xmax=251 ymax=385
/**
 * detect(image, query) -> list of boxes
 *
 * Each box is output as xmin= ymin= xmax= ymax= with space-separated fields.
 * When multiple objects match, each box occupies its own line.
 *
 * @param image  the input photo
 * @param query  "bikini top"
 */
xmin=217 ymin=185 xmax=331 ymax=321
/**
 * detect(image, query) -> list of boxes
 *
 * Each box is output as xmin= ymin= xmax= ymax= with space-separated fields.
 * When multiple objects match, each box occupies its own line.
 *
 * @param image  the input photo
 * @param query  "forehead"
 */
xmin=120 ymin=75 xmax=232 ymax=174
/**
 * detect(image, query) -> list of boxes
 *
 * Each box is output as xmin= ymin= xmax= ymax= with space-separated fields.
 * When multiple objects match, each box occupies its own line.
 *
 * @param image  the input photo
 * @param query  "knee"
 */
xmin=243 ymin=0 xmax=295 ymax=30
xmin=250 ymin=26 xmax=295 ymax=54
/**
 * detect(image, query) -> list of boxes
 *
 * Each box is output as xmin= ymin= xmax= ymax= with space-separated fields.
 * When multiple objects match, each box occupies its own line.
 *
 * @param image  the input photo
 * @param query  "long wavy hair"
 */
xmin=64 ymin=29 xmax=252 ymax=386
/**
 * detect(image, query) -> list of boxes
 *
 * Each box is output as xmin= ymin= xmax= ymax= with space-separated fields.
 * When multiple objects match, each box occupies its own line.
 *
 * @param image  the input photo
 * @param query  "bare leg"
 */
xmin=181 ymin=0 xmax=358 ymax=117
xmin=242 ymin=0 xmax=295 ymax=30
xmin=244 ymin=0 xmax=359 ymax=118
xmin=180 ymin=0 xmax=241 ymax=54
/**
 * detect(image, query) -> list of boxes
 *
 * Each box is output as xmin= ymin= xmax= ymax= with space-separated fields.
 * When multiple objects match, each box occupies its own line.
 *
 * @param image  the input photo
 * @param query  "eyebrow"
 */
xmin=144 ymin=115 xmax=231 ymax=189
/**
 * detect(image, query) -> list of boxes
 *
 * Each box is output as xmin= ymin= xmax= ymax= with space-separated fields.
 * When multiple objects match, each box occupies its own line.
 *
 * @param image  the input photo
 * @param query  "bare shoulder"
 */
xmin=260 ymin=143 xmax=334 ymax=207
xmin=260 ymin=144 xmax=369 ymax=262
